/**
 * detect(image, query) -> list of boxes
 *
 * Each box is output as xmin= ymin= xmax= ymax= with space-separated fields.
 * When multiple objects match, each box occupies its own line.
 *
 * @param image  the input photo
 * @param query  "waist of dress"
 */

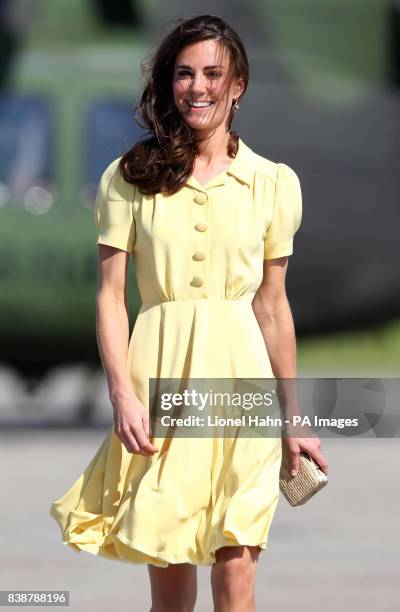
xmin=141 ymin=297 xmax=255 ymax=305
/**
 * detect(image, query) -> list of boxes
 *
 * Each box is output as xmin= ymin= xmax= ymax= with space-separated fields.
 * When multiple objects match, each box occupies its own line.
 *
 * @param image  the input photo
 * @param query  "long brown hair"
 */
xmin=119 ymin=14 xmax=249 ymax=196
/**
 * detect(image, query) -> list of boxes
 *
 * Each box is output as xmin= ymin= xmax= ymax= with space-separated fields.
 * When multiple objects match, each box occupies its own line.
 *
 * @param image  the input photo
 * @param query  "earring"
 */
xmin=233 ymin=99 xmax=240 ymax=111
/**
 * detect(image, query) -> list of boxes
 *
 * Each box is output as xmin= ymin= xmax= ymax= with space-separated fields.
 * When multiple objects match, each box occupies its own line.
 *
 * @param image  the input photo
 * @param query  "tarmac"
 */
xmin=0 ymin=429 xmax=398 ymax=611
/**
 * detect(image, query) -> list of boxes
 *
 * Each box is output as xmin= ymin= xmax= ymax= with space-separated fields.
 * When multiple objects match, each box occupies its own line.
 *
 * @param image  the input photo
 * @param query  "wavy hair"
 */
xmin=119 ymin=14 xmax=249 ymax=196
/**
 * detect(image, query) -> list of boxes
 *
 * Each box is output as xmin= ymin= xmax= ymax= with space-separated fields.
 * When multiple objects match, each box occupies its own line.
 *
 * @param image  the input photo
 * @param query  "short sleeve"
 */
xmin=263 ymin=162 xmax=302 ymax=260
xmin=94 ymin=158 xmax=136 ymax=253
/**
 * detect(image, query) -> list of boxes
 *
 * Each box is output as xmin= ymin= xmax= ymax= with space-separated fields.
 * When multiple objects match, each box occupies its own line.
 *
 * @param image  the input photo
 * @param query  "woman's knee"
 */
xmin=213 ymin=545 xmax=260 ymax=589
xmin=147 ymin=563 xmax=197 ymax=612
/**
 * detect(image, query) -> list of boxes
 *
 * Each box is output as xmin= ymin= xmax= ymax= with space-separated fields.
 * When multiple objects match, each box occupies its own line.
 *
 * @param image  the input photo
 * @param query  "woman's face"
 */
xmin=172 ymin=39 xmax=244 ymax=136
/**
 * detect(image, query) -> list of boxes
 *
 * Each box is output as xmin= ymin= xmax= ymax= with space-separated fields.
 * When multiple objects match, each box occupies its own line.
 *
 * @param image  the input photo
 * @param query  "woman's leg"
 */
xmin=211 ymin=545 xmax=260 ymax=612
xmin=147 ymin=563 xmax=197 ymax=612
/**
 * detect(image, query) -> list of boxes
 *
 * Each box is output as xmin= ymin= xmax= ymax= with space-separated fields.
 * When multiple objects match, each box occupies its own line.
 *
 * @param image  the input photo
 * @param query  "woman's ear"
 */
xmin=234 ymin=77 xmax=245 ymax=100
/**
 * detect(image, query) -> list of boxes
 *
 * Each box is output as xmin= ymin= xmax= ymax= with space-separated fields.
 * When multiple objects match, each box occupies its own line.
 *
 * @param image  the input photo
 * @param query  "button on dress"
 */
xmin=50 ymin=137 xmax=302 ymax=567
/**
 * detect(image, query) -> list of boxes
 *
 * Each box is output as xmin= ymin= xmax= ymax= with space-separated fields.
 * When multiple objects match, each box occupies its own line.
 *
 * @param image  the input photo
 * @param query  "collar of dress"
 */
xmin=185 ymin=137 xmax=255 ymax=190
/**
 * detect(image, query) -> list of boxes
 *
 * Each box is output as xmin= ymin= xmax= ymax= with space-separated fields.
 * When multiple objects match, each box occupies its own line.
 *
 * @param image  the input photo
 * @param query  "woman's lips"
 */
xmin=187 ymin=101 xmax=214 ymax=111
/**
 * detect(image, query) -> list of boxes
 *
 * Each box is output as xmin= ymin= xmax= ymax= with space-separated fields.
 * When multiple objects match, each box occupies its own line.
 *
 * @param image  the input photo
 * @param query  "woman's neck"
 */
xmin=194 ymin=130 xmax=232 ymax=164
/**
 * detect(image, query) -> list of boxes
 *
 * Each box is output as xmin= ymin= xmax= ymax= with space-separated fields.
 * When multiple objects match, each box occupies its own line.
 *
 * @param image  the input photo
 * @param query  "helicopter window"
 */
xmin=0 ymin=94 xmax=54 ymax=212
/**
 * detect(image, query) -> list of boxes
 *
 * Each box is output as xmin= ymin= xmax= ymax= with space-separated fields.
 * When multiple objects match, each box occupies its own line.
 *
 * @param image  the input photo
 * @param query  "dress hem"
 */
xmin=53 ymin=505 xmax=270 ymax=568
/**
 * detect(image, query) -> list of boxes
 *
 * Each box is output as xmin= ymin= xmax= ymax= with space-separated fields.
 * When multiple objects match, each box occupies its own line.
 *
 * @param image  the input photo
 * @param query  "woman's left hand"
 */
xmin=283 ymin=423 xmax=329 ymax=477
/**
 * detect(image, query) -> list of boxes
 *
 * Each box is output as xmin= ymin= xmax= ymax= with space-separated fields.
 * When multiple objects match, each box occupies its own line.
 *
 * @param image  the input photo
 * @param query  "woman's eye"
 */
xmin=175 ymin=70 xmax=222 ymax=79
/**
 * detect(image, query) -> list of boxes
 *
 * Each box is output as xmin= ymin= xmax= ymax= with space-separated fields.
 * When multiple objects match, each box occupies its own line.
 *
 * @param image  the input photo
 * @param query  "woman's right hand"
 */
xmin=110 ymin=390 xmax=159 ymax=456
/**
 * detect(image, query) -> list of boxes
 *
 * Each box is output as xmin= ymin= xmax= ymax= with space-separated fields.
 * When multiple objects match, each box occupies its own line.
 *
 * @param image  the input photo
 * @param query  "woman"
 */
xmin=50 ymin=14 xmax=328 ymax=612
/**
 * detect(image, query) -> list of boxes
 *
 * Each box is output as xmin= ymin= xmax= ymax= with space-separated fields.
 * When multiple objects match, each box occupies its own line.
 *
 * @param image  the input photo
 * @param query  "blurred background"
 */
xmin=0 ymin=1 xmax=399 ymax=611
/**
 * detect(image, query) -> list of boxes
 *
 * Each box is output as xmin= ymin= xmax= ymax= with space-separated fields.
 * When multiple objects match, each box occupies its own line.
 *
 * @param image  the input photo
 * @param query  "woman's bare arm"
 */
xmin=252 ymin=257 xmax=328 ymax=476
xmin=252 ymin=257 xmax=297 ymax=379
xmin=96 ymin=244 xmax=159 ymax=456
xmin=96 ymin=246 xmax=132 ymax=398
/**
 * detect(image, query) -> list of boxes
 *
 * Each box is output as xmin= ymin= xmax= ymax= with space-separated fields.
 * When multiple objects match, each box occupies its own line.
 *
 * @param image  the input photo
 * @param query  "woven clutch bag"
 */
xmin=279 ymin=449 xmax=328 ymax=506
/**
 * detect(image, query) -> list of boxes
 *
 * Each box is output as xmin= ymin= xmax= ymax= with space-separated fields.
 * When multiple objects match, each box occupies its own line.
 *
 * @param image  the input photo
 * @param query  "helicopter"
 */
xmin=1 ymin=0 xmax=399 ymax=375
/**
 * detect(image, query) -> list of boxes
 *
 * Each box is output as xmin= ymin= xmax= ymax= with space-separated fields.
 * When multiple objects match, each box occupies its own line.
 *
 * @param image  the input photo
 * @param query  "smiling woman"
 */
xmin=171 ymin=37 xmax=245 ymax=188
xmin=49 ymin=13 xmax=326 ymax=612
xmin=172 ymin=41 xmax=237 ymax=124
xmin=118 ymin=15 xmax=249 ymax=196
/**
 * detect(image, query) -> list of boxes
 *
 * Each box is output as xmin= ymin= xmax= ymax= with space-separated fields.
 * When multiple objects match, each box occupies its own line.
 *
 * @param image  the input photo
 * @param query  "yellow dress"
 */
xmin=50 ymin=137 xmax=302 ymax=567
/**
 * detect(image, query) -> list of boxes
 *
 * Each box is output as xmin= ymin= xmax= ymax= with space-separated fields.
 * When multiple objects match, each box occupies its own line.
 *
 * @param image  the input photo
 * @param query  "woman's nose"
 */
xmin=190 ymin=72 xmax=207 ymax=94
